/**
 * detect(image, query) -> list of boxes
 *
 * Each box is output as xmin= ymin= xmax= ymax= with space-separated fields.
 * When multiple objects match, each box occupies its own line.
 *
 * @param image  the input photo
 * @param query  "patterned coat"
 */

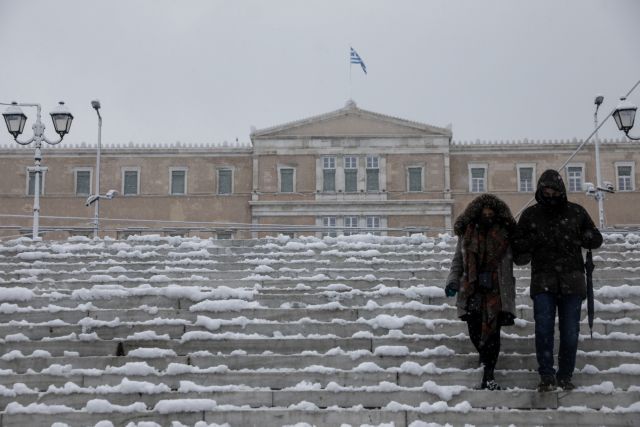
xmin=445 ymin=194 xmax=517 ymax=320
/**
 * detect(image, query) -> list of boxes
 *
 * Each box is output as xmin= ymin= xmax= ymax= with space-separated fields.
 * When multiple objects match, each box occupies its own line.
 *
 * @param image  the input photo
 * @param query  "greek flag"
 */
xmin=350 ymin=47 xmax=367 ymax=74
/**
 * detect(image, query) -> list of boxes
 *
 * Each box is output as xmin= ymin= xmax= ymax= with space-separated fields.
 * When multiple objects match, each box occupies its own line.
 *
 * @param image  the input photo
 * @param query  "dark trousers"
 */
xmin=533 ymin=292 xmax=582 ymax=379
xmin=466 ymin=313 xmax=501 ymax=378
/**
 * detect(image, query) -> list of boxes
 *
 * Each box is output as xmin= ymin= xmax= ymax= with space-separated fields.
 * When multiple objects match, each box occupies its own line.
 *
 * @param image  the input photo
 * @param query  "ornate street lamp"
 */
xmin=50 ymin=102 xmax=74 ymax=138
xmin=3 ymin=103 xmax=28 ymax=138
xmin=612 ymin=97 xmax=639 ymax=140
xmin=1 ymin=101 xmax=74 ymax=240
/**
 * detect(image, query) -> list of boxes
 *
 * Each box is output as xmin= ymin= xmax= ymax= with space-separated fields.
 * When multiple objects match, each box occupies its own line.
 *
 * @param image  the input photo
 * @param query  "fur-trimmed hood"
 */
xmin=453 ymin=194 xmax=516 ymax=236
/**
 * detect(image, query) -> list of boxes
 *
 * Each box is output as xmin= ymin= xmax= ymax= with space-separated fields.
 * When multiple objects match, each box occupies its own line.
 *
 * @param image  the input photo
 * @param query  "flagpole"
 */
xmin=349 ymin=46 xmax=352 ymax=101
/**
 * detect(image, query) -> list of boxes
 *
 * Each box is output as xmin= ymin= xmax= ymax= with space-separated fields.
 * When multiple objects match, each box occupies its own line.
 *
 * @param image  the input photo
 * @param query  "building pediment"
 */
xmin=251 ymin=100 xmax=451 ymax=140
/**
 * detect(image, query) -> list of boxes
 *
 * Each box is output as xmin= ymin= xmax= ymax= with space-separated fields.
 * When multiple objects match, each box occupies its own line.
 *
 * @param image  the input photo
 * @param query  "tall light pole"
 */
xmin=91 ymin=100 xmax=102 ymax=238
xmin=2 ymin=101 xmax=74 ymax=240
xmin=593 ymin=95 xmax=605 ymax=229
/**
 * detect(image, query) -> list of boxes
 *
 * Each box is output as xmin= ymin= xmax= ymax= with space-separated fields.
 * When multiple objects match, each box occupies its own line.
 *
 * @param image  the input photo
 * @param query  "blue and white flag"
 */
xmin=350 ymin=47 xmax=367 ymax=74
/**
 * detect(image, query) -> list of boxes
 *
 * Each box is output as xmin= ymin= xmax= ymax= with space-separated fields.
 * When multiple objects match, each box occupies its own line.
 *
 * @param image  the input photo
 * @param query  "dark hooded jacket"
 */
xmin=514 ymin=169 xmax=603 ymax=298
xmin=446 ymin=194 xmax=517 ymax=321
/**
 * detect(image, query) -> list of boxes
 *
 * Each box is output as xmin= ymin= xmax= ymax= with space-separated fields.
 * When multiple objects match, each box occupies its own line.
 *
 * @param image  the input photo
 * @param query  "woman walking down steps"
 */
xmin=445 ymin=194 xmax=520 ymax=390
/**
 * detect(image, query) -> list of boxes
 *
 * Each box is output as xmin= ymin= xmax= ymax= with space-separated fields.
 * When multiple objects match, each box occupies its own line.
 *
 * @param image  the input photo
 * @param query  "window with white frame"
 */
xmin=27 ymin=170 xmax=45 ymax=196
xmin=170 ymin=168 xmax=187 ymax=195
xmin=366 ymin=155 xmax=379 ymax=191
xmin=74 ymin=168 xmax=92 ymax=196
xmin=344 ymin=156 xmax=358 ymax=193
xmin=366 ymin=216 xmax=381 ymax=235
xmin=279 ymin=167 xmax=295 ymax=193
xmin=322 ymin=156 xmax=336 ymax=192
xmin=517 ymin=165 xmax=535 ymax=192
xmin=468 ymin=165 xmax=487 ymax=193
xmin=344 ymin=216 xmax=358 ymax=236
xmin=322 ymin=216 xmax=337 ymax=238
xmin=408 ymin=167 xmax=423 ymax=192
xmin=217 ymin=168 xmax=233 ymax=195
xmin=616 ymin=162 xmax=635 ymax=191
xmin=566 ymin=165 xmax=584 ymax=192
xmin=122 ymin=168 xmax=140 ymax=196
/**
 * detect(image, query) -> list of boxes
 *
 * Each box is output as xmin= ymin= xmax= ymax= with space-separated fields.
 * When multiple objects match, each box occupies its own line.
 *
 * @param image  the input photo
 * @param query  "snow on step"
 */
xmin=0 ymin=232 xmax=639 ymax=426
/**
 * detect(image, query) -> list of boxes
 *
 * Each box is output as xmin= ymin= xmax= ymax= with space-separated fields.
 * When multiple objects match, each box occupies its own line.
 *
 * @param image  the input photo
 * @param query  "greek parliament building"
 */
xmin=0 ymin=101 xmax=639 ymax=240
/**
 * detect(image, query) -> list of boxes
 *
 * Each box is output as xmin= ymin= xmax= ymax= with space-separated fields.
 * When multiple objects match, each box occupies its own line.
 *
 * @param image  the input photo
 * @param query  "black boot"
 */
xmin=479 ymin=368 xmax=502 ymax=391
xmin=556 ymin=376 xmax=575 ymax=391
xmin=537 ymin=375 xmax=557 ymax=392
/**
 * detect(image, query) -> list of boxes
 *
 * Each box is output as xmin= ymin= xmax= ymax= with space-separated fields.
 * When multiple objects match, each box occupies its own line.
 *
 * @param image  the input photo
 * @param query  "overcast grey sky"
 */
xmin=1 ymin=0 xmax=639 ymax=147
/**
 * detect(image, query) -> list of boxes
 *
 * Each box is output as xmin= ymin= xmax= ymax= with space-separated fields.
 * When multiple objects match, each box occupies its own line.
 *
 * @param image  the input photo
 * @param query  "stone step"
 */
xmin=2 ymin=304 xmax=638 ymax=327
xmin=3 ymin=366 xmax=638 ymax=391
xmin=2 ymin=334 xmax=639 ymax=358
xmin=1 ymin=387 xmax=638 ymax=414
xmin=2 ymin=264 xmax=452 ymax=277
xmin=0 ymin=369 xmax=398 ymax=391
xmin=15 ymin=284 xmax=640 ymax=302
xmin=5 ymin=256 xmax=640 ymax=279
xmin=4 ymin=273 xmax=639 ymax=292
xmin=2 ymin=242 xmax=454 ymax=253
xmin=2 ymin=350 xmax=637 ymax=375
xmin=4 ymin=259 xmax=638 ymax=272
xmin=3 ymin=318 xmax=639 ymax=342
xmin=252 ymin=293 xmax=640 ymax=309
xmin=7 ymin=276 xmax=640 ymax=297
xmin=1 ymin=251 xmax=460 ymax=264
xmin=3 ymin=247 xmax=636 ymax=258
xmin=3 ymin=255 xmax=640 ymax=272
xmin=2 ymin=407 xmax=638 ymax=427
xmin=0 ymin=307 xmax=361 ymax=325
xmin=0 ymin=237 xmax=635 ymax=249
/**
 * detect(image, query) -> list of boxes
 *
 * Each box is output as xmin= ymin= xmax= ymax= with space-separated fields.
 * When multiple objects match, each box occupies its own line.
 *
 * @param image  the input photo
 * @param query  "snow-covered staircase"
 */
xmin=0 ymin=233 xmax=639 ymax=427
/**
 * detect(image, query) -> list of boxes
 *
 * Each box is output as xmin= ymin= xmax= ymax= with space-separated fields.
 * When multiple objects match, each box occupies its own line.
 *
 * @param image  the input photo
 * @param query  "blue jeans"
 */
xmin=533 ymin=292 xmax=582 ymax=379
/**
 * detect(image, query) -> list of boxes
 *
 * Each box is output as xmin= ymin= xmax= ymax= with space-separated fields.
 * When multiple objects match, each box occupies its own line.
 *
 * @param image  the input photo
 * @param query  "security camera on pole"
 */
xmin=2 ymin=101 xmax=74 ymax=240
xmin=87 ymin=100 xmax=118 ymax=237
xmin=85 ymin=189 xmax=118 ymax=207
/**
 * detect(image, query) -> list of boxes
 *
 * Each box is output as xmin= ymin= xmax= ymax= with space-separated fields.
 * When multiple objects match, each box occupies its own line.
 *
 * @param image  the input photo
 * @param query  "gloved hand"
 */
xmin=445 ymin=282 xmax=458 ymax=297
xmin=581 ymin=228 xmax=603 ymax=249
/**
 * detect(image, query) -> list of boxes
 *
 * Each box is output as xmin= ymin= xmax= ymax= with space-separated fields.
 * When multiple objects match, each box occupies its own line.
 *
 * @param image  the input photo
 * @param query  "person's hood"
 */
xmin=453 ymin=193 xmax=516 ymax=236
xmin=535 ymin=169 xmax=568 ymax=205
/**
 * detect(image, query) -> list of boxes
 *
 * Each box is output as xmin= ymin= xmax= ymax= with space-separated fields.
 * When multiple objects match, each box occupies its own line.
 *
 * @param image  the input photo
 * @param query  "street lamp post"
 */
xmin=2 ymin=101 xmax=73 ymax=240
xmin=91 ymin=100 xmax=102 ymax=238
xmin=593 ymin=95 xmax=606 ymax=229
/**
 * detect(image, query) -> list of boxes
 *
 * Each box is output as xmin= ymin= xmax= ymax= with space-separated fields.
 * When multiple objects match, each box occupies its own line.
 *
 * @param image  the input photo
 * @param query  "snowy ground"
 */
xmin=0 ymin=233 xmax=638 ymax=426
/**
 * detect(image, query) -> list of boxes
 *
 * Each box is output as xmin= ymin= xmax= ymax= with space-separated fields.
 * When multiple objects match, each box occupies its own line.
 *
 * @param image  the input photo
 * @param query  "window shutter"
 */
xmin=172 ymin=171 xmax=185 ymax=194
xmin=366 ymin=169 xmax=379 ymax=191
xmin=345 ymin=170 xmax=357 ymax=192
xmin=124 ymin=171 xmax=138 ymax=195
xmin=408 ymin=168 xmax=422 ymax=191
xmin=323 ymin=169 xmax=335 ymax=192
xmin=218 ymin=169 xmax=232 ymax=194
xmin=76 ymin=171 xmax=91 ymax=195
xmin=281 ymin=169 xmax=294 ymax=192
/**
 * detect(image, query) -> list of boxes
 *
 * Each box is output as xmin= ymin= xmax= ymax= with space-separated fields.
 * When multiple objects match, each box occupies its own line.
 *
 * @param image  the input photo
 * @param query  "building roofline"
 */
xmin=451 ymin=137 xmax=633 ymax=146
xmin=250 ymin=100 xmax=452 ymax=139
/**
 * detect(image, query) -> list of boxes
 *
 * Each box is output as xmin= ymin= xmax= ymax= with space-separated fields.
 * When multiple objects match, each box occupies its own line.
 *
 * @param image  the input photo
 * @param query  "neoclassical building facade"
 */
xmin=0 ymin=101 xmax=638 ymax=239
